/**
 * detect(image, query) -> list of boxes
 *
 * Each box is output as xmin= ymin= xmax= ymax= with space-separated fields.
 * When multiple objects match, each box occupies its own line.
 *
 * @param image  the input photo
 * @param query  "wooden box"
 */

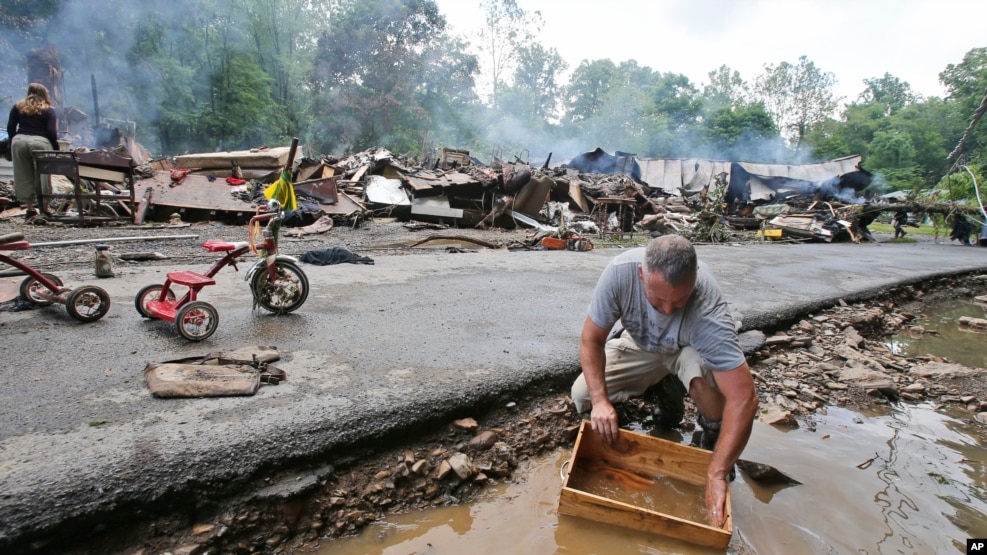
xmin=559 ymin=421 xmax=732 ymax=549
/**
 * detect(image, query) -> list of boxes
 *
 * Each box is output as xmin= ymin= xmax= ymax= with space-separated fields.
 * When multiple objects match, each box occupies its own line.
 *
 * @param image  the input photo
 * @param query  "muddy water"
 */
xmin=889 ymin=298 xmax=987 ymax=368
xmin=318 ymin=404 xmax=987 ymax=554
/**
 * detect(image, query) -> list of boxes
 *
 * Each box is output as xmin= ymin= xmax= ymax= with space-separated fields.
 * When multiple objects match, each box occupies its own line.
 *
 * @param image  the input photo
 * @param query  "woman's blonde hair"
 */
xmin=15 ymin=83 xmax=53 ymax=116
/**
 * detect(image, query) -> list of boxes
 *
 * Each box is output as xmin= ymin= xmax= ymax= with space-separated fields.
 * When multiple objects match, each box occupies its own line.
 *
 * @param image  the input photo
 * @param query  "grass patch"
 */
xmin=868 ymin=222 xmax=941 ymax=237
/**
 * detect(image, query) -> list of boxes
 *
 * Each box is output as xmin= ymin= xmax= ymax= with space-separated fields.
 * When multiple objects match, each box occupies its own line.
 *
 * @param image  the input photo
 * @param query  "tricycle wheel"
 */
xmin=135 ymin=284 xmax=175 ymax=318
xmin=251 ymin=261 xmax=309 ymax=314
xmin=175 ymin=301 xmax=218 ymax=341
xmin=19 ymin=273 xmax=64 ymax=306
xmin=66 ymin=286 xmax=111 ymax=322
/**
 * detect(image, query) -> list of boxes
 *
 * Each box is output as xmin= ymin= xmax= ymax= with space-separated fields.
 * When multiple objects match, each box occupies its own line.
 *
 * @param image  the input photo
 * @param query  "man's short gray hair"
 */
xmin=643 ymin=235 xmax=697 ymax=286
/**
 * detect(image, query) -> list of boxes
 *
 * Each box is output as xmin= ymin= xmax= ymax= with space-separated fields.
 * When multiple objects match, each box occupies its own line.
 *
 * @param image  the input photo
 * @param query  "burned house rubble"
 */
xmin=2 ymin=141 xmax=928 ymax=244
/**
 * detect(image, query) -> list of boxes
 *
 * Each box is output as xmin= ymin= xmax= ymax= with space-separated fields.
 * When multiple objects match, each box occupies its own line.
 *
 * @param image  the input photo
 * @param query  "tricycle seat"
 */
xmin=166 ymin=271 xmax=216 ymax=288
xmin=203 ymin=240 xmax=249 ymax=253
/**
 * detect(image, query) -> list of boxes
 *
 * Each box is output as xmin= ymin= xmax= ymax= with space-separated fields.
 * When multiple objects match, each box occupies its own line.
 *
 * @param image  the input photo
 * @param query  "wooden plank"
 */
xmin=134 ymin=171 xmax=260 ymax=213
xmin=351 ymin=165 xmax=370 ymax=182
xmin=174 ymin=146 xmax=294 ymax=170
xmin=134 ymin=187 xmax=153 ymax=224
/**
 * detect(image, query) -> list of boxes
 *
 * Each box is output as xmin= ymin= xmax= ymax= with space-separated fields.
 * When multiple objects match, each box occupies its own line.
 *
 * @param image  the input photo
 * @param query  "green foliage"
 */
xmin=701 ymin=103 xmax=779 ymax=161
xmin=754 ymin=55 xmax=841 ymax=151
xmin=308 ymin=0 xmax=475 ymax=154
xmin=202 ymin=52 xmax=281 ymax=149
xmin=934 ymin=165 xmax=987 ymax=206
xmin=858 ymin=73 xmax=917 ymax=115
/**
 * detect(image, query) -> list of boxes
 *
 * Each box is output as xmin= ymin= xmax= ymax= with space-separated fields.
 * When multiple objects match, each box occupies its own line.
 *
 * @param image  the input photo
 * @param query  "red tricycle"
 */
xmin=0 ymin=231 xmax=112 ymax=322
xmin=134 ymin=199 xmax=309 ymax=341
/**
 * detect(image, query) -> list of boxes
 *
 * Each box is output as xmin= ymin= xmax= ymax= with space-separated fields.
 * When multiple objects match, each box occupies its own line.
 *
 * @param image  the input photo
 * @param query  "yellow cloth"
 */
xmin=263 ymin=169 xmax=297 ymax=211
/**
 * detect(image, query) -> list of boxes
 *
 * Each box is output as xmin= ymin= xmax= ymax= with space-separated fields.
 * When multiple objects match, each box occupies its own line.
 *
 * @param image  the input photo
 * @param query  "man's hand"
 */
xmin=590 ymin=400 xmax=619 ymax=444
xmin=580 ymin=316 xmax=619 ymax=443
xmin=705 ymin=476 xmax=728 ymax=527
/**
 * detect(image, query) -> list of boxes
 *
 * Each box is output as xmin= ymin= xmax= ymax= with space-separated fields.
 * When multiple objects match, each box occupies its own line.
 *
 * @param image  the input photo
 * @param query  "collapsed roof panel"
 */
xmin=174 ymin=146 xmax=295 ymax=170
xmin=636 ymin=154 xmax=865 ymax=201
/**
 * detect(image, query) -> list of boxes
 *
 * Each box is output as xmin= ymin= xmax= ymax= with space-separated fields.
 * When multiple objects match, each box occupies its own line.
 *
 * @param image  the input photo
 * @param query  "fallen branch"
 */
xmin=408 ymin=234 xmax=501 ymax=249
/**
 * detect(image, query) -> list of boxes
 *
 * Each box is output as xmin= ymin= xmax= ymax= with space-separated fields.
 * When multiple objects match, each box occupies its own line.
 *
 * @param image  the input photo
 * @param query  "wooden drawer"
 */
xmin=559 ymin=421 xmax=732 ymax=549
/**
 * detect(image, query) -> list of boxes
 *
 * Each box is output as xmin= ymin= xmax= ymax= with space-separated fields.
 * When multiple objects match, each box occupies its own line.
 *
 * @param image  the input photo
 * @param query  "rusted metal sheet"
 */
xmin=294 ymin=177 xmax=339 ymax=204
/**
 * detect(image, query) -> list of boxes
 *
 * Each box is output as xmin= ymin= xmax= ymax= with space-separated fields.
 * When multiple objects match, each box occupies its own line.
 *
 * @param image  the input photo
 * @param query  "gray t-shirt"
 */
xmin=587 ymin=248 xmax=746 ymax=372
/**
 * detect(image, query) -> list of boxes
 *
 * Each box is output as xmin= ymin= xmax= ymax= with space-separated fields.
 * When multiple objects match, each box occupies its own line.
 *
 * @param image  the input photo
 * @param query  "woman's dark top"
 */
xmin=6 ymin=106 xmax=59 ymax=150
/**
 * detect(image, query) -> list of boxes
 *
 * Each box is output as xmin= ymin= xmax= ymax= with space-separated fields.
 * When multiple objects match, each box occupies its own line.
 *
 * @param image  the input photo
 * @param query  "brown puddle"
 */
xmin=317 ymin=404 xmax=986 ymax=554
xmin=889 ymin=298 xmax=987 ymax=368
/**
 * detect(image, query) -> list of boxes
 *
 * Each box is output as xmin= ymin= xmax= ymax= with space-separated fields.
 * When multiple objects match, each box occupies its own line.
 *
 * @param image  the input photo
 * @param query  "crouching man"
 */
xmin=570 ymin=235 xmax=758 ymax=527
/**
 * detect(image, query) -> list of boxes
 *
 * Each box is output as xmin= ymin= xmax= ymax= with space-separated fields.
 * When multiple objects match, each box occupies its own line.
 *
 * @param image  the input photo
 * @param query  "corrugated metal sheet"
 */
xmin=0 ymin=160 xmax=12 ymax=182
xmin=636 ymin=155 xmax=863 ymax=197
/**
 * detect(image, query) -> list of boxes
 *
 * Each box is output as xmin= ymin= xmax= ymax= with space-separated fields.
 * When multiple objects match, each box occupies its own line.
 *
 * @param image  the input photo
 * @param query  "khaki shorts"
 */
xmin=571 ymin=330 xmax=718 ymax=414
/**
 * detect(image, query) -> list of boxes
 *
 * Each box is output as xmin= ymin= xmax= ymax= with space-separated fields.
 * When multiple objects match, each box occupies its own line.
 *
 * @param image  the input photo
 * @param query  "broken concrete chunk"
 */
xmin=435 ymin=460 xmax=452 ymax=480
xmin=843 ymin=327 xmax=865 ymax=348
xmin=453 ymin=417 xmax=478 ymax=430
xmin=447 ymin=453 xmax=473 ymax=480
xmin=759 ymin=404 xmax=798 ymax=428
xmin=902 ymin=383 xmax=926 ymax=393
xmin=958 ymin=316 xmax=987 ymax=331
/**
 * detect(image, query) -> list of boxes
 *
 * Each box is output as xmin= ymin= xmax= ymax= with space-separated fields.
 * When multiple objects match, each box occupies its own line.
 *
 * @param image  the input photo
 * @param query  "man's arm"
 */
xmin=705 ymin=361 xmax=758 ymax=526
xmin=578 ymin=316 xmax=619 ymax=444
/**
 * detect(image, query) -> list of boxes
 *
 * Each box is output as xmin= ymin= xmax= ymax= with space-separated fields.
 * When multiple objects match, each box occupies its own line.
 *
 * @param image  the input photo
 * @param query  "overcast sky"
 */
xmin=433 ymin=0 xmax=987 ymax=104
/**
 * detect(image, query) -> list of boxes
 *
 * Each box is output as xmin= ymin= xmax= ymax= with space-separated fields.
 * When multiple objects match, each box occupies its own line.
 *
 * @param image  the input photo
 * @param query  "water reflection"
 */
xmin=888 ymin=299 xmax=987 ymax=368
xmin=317 ymin=404 xmax=986 ymax=555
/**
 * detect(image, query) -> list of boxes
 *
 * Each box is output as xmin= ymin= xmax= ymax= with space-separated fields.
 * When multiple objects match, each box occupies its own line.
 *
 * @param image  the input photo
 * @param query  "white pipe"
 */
xmin=30 ymin=235 xmax=199 ymax=247
xmin=960 ymin=165 xmax=987 ymax=224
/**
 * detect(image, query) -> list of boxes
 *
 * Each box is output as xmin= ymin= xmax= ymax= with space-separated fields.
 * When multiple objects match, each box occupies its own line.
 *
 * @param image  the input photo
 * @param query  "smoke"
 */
xmin=817 ymin=176 xmax=866 ymax=204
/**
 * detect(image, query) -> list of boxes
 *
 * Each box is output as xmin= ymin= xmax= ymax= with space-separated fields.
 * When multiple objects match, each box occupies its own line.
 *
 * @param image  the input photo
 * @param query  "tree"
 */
xmin=858 ymin=73 xmax=917 ymax=115
xmin=564 ymin=59 xmax=619 ymax=125
xmin=647 ymin=71 xmax=702 ymax=130
xmin=500 ymin=42 xmax=568 ymax=123
xmin=309 ymin=0 xmax=476 ymax=154
xmin=243 ymin=0 xmax=334 ymax=140
xmin=476 ymin=0 xmax=541 ymax=110
xmin=702 ymin=65 xmax=750 ymax=110
xmin=202 ymin=52 xmax=280 ymax=150
xmin=754 ymin=55 xmax=841 ymax=152
xmin=701 ymin=102 xmax=781 ymax=161
xmin=939 ymin=47 xmax=987 ymax=166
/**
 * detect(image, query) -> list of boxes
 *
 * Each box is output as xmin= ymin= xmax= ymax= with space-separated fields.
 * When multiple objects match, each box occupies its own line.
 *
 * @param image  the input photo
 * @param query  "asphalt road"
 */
xmin=1 ymin=239 xmax=986 ymax=549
